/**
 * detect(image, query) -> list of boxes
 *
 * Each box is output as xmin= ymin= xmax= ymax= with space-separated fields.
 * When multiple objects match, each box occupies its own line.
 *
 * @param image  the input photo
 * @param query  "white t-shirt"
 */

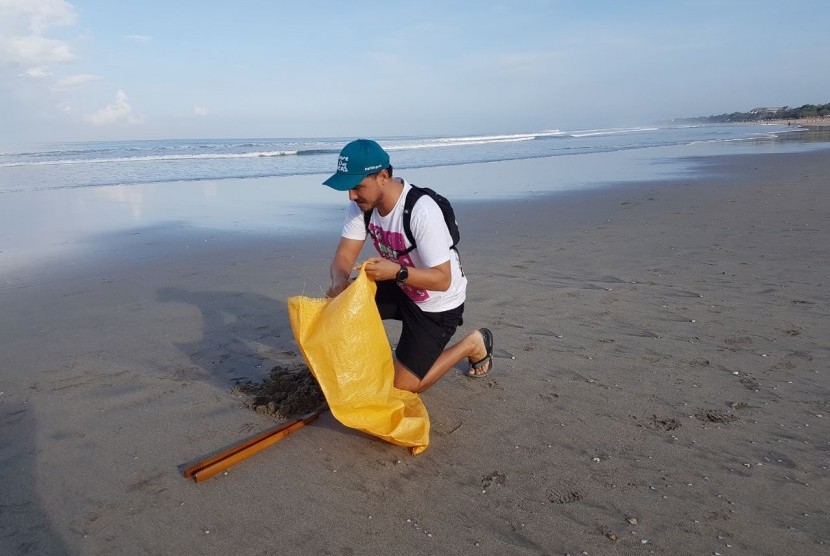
xmin=341 ymin=180 xmax=467 ymax=312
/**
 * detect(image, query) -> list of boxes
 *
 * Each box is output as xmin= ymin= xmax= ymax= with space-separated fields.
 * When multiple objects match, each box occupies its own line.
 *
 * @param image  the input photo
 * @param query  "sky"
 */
xmin=1 ymin=0 xmax=828 ymax=143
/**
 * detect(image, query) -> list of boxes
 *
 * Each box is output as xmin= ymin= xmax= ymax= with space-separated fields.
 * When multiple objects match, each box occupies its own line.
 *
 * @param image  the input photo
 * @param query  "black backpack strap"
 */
xmin=363 ymin=207 xmax=372 ymax=235
xmin=365 ymin=185 xmax=457 ymax=259
xmin=400 ymin=186 xmax=425 ymax=255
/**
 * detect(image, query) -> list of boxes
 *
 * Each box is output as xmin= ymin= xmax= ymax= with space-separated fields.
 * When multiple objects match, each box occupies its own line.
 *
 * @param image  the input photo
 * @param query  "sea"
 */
xmin=1 ymin=123 xmax=826 ymax=195
xmin=1 ymin=123 xmax=829 ymax=275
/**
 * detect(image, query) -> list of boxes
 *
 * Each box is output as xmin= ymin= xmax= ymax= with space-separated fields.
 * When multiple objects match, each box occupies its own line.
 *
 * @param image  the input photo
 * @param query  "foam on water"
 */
xmin=0 ymin=123 xmax=813 ymax=194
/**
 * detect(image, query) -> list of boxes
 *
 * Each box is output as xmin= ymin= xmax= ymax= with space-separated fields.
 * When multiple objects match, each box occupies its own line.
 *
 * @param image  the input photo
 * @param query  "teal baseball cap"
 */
xmin=323 ymin=139 xmax=391 ymax=191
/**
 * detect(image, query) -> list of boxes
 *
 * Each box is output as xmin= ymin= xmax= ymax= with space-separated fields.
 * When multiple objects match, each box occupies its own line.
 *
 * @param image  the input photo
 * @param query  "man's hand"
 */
xmin=360 ymin=257 xmax=399 ymax=282
xmin=325 ymin=277 xmax=353 ymax=298
xmin=358 ymin=258 xmax=452 ymax=291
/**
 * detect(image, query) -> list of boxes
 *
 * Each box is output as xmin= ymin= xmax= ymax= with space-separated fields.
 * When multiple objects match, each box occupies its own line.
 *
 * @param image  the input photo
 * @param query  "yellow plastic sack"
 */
xmin=287 ymin=265 xmax=430 ymax=454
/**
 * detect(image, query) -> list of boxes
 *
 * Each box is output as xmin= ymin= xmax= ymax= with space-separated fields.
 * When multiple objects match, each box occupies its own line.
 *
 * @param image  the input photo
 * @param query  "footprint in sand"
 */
xmin=694 ymin=410 xmax=739 ymax=424
xmin=481 ymin=471 xmax=507 ymax=489
xmin=546 ymin=488 xmax=583 ymax=504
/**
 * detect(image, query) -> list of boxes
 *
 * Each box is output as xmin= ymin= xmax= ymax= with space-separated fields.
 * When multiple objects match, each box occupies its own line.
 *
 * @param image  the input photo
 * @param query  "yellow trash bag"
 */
xmin=287 ymin=265 xmax=430 ymax=454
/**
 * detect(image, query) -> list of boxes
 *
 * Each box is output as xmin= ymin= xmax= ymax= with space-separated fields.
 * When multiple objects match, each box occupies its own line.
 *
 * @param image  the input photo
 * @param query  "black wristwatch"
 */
xmin=396 ymin=264 xmax=409 ymax=284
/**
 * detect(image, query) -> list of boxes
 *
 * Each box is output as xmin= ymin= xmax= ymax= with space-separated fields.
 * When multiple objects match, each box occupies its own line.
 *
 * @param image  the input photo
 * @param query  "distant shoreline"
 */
xmin=762 ymin=117 xmax=830 ymax=128
xmin=675 ymin=117 xmax=830 ymax=128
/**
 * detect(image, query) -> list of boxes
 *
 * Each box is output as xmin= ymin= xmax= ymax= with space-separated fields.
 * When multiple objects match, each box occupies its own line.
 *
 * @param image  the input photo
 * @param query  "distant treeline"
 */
xmin=688 ymin=103 xmax=830 ymax=123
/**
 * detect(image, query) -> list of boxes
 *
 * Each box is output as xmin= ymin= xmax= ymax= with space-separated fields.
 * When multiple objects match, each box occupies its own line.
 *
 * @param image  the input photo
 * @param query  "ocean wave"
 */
xmin=0 ymin=129 xmax=651 ymax=168
xmin=0 ymin=150 xmax=301 ymax=168
xmin=382 ymin=130 xmax=565 ymax=151
xmin=433 ymin=130 xmax=564 ymax=143
xmin=1 ymin=125 xmax=801 ymax=190
xmin=568 ymin=127 xmax=660 ymax=138
xmin=296 ymin=148 xmax=340 ymax=156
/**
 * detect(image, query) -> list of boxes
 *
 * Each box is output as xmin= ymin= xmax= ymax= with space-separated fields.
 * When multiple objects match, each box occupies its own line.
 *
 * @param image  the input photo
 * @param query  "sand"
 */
xmin=1 ymin=147 xmax=829 ymax=555
xmin=767 ymin=118 xmax=830 ymax=127
xmin=232 ymin=362 xmax=326 ymax=420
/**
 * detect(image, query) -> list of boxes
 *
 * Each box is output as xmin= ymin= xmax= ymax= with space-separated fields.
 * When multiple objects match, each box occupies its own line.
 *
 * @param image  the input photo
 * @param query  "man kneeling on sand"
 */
xmin=323 ymin=139 xmax=493 ymax=393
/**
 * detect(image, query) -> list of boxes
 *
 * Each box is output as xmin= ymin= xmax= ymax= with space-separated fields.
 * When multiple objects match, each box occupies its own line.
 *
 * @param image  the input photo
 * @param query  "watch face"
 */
xmin=397 ymin=266 xmax=408 ymax=283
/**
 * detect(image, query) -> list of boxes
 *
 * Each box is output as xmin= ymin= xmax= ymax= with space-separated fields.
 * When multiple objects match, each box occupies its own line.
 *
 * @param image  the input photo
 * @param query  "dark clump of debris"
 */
xmin=694 ymin=410 xmax=739 ymax=424
xmin=649 ymin=414 xmax=682 ymax=431
xmin=232 ymin=361 xmax=327 ymax=419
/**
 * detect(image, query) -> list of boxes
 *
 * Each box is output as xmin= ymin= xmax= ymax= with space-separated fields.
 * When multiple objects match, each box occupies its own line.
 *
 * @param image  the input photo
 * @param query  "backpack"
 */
xmin=364 ymin=184 xmax=460 ymax=256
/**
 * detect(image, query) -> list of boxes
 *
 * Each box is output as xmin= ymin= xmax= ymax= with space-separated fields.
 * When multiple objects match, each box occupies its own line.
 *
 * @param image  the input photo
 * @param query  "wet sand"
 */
xmin=1 ymin=148 xmax=828 ymax=555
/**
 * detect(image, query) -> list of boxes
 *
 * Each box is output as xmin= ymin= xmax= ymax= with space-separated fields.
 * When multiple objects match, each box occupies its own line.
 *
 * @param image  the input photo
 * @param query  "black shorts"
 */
xmin=374 ymin=280 xmax=464 ymax=380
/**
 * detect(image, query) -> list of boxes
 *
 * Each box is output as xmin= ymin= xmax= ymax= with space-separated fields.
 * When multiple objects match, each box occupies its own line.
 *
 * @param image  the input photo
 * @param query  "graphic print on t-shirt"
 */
xmin=367 ymin=223 xmax=429 ymax=302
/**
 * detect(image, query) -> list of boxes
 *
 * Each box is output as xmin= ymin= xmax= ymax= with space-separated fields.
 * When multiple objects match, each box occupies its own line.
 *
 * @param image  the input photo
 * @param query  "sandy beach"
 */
xmin=768 ymin=118 xmax=830 ymax=127
xmin=1 ymin=147 xmax=829 ymax=555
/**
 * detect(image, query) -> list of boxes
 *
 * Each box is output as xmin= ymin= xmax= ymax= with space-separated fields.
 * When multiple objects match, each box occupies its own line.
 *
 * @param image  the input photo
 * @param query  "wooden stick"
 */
xmin=184 ymin=410 xmax=322 ymax=482
xmin=183 ymin=416 xmax=308 ymax=479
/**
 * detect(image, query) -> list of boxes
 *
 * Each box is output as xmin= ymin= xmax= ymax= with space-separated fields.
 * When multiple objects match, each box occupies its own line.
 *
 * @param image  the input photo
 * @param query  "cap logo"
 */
xmin=337 ymin=155 xmax=349 ymax=173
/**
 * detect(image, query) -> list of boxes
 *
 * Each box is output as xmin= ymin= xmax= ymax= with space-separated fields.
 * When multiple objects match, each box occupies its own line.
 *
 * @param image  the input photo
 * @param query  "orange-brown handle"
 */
xmin=184 ymin=411 xmax=322 ymax=481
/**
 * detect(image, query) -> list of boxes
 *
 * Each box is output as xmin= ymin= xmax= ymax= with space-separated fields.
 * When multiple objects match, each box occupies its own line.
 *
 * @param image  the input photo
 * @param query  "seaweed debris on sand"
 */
xmin=232 ymin=361 xmax=326 ymax=419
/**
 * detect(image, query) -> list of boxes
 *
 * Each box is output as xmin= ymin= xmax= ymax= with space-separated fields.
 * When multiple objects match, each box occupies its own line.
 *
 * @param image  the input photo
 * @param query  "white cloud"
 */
xmin=193 ymin=106 xmax=209 ymax=116
xmin=21 ymin=67 xmax=52 ymax=78
xmin=0 ymin=0 xmax=77 ymax=67
xmin=6 ymin=0 xmax=76 ymax=32
xmin=3 ymin=34 xmax=75 ymax=65
xmin=83 ymin=90 xmax=143 ymax=126
xmin=52 ymin=73 xmax=102 ymax=90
